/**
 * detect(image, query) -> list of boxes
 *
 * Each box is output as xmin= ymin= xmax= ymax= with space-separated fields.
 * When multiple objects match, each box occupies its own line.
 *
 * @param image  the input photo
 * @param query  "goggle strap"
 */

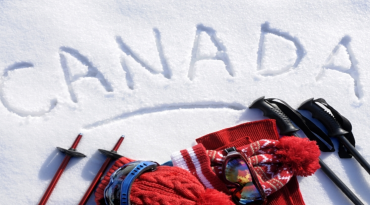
xmin=224 ymin=147 xmax=237 ymax=154
xmin=120 ymin=161 xmax=158 ymax=205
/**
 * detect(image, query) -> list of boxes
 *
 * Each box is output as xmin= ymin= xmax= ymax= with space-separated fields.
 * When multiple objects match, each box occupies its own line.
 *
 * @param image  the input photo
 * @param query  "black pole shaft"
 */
xmin=291 ymin=133 xmax=363 ymax=205
xmin=337 ymin=135 xmax=370 ymax=175
xmin=318 ymin=159 xmax=363 ymax=205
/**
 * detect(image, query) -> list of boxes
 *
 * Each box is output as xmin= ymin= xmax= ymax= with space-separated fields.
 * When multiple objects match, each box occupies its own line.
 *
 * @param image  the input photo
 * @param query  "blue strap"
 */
xmin=161 ymin=160 xmax=173 ymax=166
xmin=120 ymin=161 xmax=157 ymax=205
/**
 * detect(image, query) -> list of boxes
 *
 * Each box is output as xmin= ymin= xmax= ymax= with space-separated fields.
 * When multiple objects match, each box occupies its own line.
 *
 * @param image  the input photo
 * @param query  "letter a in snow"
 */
xmin=59 ymin=47 xmax=113 ymax=103
xmin=188 ymin=24 xmax=234 ymax=80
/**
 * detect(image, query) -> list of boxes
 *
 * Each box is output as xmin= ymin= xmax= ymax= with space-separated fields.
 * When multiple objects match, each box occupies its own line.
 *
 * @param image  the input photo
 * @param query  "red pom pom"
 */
xmin=276 ymin=136 xmax=321 ymax=177
xmin=196 ymin=189 xmax=235 ymax=205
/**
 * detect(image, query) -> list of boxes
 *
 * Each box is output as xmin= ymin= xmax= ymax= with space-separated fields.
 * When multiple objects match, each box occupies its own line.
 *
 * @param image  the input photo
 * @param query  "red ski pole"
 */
xmin=78 ymin=135 xmax=124 ymax=205
xmin=38 ymin=133 xmax=86 ymax=205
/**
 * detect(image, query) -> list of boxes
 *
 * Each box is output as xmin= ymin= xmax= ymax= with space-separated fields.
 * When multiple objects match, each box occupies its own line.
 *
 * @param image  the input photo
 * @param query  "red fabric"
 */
xmin=275 ymin=136 xmax=321 ymax=177
xmin=205 ymin=137 xmax=321 ymax=196
xmin=94 ymin=157 xmax=234 ymax=205
xmin=196 ymin=119 xmax=279 ymax=150
xmin=95 ymin=157 xmax=134 ymax=204
xmin=196 ymin=119 xmax=306 ymax=205
xmin=193 ymin=144 xmax=229 ymax=192
xmin=196 ymin=189 xmax=235 ymax=205
xmin=171 ymin=144 xmax=230 ymax=193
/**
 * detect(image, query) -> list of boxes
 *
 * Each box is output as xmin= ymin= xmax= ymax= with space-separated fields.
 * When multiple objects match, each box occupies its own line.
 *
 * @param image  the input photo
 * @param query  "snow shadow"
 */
xmin=38 ymin=148 xmax=82 ymax=180
xmin=298 ymin=164 xmax=353 ymax=204
xmin=341 ymin=155 xmax=370 ymax=204
xmin=237 ymin=108 xmax=268 ymax=123
xmin=80 ymin=150 xmax=108 ymax=181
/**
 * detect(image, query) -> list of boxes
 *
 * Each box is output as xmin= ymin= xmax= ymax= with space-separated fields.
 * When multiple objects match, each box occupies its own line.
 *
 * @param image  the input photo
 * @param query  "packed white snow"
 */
xmin=0 ymin=0 xmax=370 ymax=205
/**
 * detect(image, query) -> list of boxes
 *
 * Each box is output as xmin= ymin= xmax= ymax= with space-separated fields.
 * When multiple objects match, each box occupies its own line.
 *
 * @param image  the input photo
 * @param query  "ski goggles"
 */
xmin=222 ymin=147 xmax=267 ymax=205
xmin=104 ymin=161 xmax=158 ymax=205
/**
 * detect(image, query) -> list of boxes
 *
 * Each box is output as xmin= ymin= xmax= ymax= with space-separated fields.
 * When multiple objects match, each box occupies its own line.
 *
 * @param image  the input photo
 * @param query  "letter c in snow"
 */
xmin=0 ymin=62 xmax=57 ymax=117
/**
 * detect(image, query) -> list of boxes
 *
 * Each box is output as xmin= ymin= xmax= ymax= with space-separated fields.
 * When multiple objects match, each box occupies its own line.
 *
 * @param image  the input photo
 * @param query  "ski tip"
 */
xmin=121 ymin=135 xmax=125 ymax=138
xmin=79 ymin=133 xmax=83 ymax=136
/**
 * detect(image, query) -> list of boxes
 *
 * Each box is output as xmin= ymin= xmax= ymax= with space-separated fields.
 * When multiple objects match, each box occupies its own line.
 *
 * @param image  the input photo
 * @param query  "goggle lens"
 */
xmin=104 ymin=161 xmax=141 ymax=205
xmin=224 ymin=157 xmax=263 ymax=204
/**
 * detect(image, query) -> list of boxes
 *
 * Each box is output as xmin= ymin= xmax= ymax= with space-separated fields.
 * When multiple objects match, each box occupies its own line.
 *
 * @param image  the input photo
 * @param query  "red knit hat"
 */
xmin=171 ymin=136 xmax=320 ymax=198
xmin=207 ymin=137 xmax=320 ymax=195
xmin=194 ymin=119 xmax=309 ymax=205
xmin=94 ymin=157 xmax=234 ymax=205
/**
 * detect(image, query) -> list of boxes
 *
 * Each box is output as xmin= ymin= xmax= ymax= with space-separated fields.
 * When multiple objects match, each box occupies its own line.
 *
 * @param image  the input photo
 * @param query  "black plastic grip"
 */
xmin=249 ymin=96 xmax=299 ymax=135
xmin=98 ymin=149 xmax=123 ymax=159
xmin=298 ymin=98 xmax=348 ymax=137
xmin=57 ymin=147 xmax=86 ymax=157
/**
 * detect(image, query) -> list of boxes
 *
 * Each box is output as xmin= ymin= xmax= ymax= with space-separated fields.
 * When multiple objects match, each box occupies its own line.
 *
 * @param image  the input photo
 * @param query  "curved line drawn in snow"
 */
xmin=316 ymin=36 xmax=363 ymax=100
xmin=256 ymin=22 xmax=306 ymax=76
xmin=83 ymin=102 xmax=246 ymax=129
xmin=0 ymin=62 xmax=58 ymax=117
xmin=188 ymin=24 xmax=234 ymax=80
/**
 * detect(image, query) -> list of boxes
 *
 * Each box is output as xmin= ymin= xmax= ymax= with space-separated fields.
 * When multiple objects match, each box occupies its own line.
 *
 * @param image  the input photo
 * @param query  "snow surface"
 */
xmin=1 ymin=0 xmax=370 ymax=205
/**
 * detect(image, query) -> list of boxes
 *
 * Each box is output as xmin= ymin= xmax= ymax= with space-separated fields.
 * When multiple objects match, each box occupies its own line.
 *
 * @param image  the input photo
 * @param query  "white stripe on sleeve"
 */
xmin=187 ymin=148 xmax=214 ymax=189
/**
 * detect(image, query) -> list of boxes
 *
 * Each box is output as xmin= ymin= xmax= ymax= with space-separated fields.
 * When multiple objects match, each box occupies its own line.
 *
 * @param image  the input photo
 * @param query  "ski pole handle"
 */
xmin=249 ymin=96 xmax=299 ymax=135
xmin=298 ymin=98 xmax=348 ymax=137
xmin=299 ymin=98 xmax=370 ymax=175
xmin=250 ymin=97 xmax=364 ymax=205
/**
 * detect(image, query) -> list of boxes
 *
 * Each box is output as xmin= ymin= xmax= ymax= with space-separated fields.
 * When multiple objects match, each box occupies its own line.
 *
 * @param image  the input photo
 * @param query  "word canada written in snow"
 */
xmin=0 ymin=23 xmax=361 ymax=118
